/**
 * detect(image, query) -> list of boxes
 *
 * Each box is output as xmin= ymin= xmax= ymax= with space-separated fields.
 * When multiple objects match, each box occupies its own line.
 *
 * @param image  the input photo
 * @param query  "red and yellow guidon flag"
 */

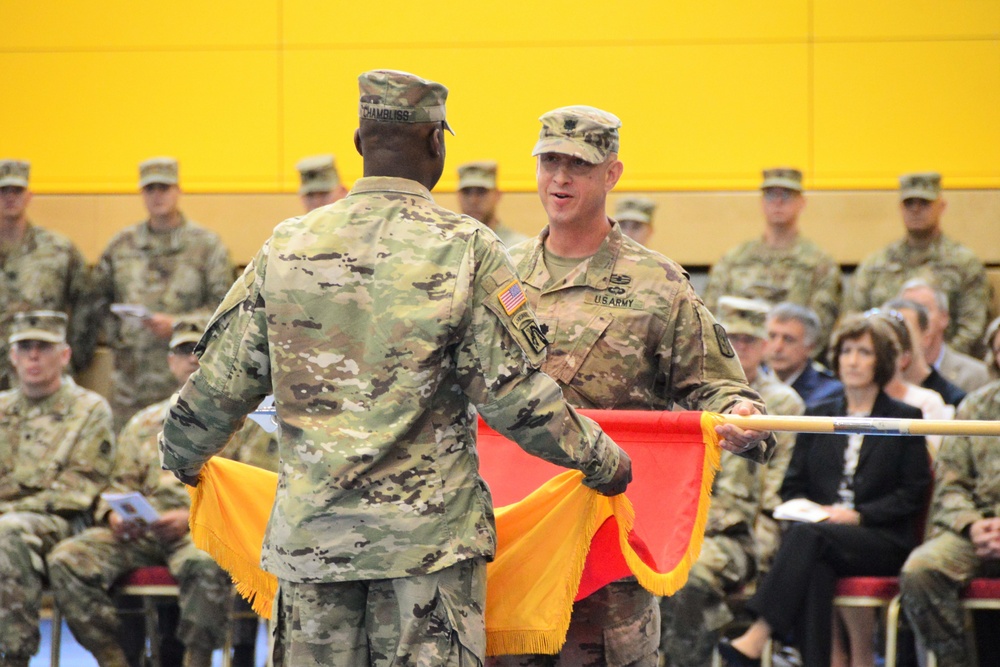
xmin=188 ymin=410 xmax=722 ymax=656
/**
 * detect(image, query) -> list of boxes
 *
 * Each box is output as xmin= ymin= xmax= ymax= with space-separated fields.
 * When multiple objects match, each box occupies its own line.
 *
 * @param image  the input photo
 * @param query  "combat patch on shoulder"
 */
xmin=498 ymin=280 xmax=527 ymax=315
xmin=515 ymin=311 xmax=548 ymax=354
xmin=714 ymin=323 xmax=735 ymax=358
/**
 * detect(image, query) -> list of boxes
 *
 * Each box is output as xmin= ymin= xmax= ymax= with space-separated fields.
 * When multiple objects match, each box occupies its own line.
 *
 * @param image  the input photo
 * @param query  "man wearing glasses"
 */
xmin=703 ymin=167 xmax=842 ymax=349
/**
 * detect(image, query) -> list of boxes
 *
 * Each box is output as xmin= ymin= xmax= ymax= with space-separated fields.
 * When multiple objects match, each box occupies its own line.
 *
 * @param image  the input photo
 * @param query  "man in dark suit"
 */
xmin=765 ymin=302 xmax=843 ymax=408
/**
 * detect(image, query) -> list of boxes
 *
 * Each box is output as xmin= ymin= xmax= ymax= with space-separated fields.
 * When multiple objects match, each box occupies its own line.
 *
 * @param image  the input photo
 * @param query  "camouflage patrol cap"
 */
xmin=358 ymin=69 xmax=454 ymax=135
xmin=139 ymin=157 xmax=179 ymax=188
xmin=761 ymin=167 xmax=803 ymax=192
xmin=9 ymin=310 xmax=67 ymax=344
xmin=899 ymin=172 xmax=941 ymax=201
xmin=168 ymin=313 xmax=209 ymax=350
xmin=0 ymin=160 xmax=30 ymax=188
xmin=457 ymin=161 xmax=498 ymax=190
xmin=716 ymin=296 xmax=770 ymax=340
xmin=614 ymin=196 xmax=656 ymax=225
xmin=296 ymin=154 xmax=341 ymax=195
xmin=533 ymin=105 xmax=621 ymax=164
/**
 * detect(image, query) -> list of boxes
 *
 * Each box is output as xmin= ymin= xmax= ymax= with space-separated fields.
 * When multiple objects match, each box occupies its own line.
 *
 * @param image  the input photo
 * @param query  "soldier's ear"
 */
xmin=429 ymin=126 xmax=444 ymax=159
xmin=354 ymin=129 xmax=363 ymax=157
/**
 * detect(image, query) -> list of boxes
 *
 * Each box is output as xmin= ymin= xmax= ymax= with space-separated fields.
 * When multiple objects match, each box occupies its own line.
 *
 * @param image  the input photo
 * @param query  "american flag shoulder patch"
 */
xmin=498 ymin=280 xmax=527 ymax=315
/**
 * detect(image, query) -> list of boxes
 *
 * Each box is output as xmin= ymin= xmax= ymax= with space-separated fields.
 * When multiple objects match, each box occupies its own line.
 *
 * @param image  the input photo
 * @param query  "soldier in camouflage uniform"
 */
xmin=0 ymin=159 xmax=94 ymax=389
xmin=158 ymin=70 xmax=632 ymax=667
xmin=489 ymin=107 xmax=774 ymax=667
xmin=898 ymin=317 xmax=1000 ymax=667
xmin=457 ymin=161 xmax=529 ymax=247
xmin=296 ymin=154 xmax=348 ymax=213
xmin=0 ymin=311 xmax=115 ymax=667
xmin=703 ymin=168 xmax=842 ymax=347
xmin=844 ymin=172 xmax=990 ymax=356
xmin=614 ymin=195 xmax=656 ymax=246
xmin=92 ymin=157 xmax=234 ymax=431
xmin=48 ymin=315 xmax=277 ymax=667
xmin=660 ymin=297 xmax=803 ymax=667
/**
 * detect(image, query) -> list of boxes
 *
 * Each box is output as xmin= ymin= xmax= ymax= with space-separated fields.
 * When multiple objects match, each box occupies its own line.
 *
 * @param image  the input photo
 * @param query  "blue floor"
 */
xmin=32 ymin=619 xmax=269 ymax=667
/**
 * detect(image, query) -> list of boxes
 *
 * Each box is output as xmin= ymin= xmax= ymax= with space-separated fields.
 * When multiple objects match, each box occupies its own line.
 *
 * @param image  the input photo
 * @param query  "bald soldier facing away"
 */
xmin=159 ymin=70 xmax=631 ymax=667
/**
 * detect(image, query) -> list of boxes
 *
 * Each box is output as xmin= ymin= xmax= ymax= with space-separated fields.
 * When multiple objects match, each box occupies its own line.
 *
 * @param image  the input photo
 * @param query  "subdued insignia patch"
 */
xmin=714 ymin=323 xmax=735 ymax=358
xmin=498 ymin=281 xmax=527 ymax=315
xmin=520 ymin=320 xmax=548 ymax=353
xmin=609 ymin=274 xmax=632 ymax=286
xmin=511 ymin=309 xmax=534 ymax=330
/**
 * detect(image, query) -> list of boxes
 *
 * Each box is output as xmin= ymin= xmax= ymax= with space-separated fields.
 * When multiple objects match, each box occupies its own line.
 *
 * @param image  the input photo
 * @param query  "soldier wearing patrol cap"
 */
xmin=704 ymin=167 xmax=842 ymax=351
xmin=488 ymin=106 xmax=774 ymax=667
xmin=92 ymin=157 xmax=234 ymax=432
xmin=613 ymin=195 xmax=656 ymax=245
xmin=845 ymin=172 xmax=990 ymax=357
xmin=296 ymin=154 xmax=348 ymax=212
xmin=0 ymin=159 xmax=94 ymax=390
xmin=159 ymin=69 xmax=631 ymax=666
xmin=660 ymin=297 xmax=803 ymax=667
xmin=49 ymin=313 xmax=275 ymax=667
xmin=457 ymin=160 xmax=528 ymax=246
xmin=0 ymin=310 xmax=115 ymax=666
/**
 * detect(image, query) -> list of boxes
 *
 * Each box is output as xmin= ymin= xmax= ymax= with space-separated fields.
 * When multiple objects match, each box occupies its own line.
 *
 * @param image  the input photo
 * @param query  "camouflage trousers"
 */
xmin=659 ymin=534 xmax=755 ymax=667
xmin=272 ymin=556 xmax=486 ymax=667
xmin=900 ymin=531 xmax=1000 ymax=667
xmin=487 ymin=578 xmax=659 ymax=667
xmin=0 ymin=511 xmax=74 ymax=659
xmin=47 ymin=527 xmax=233 ymax=656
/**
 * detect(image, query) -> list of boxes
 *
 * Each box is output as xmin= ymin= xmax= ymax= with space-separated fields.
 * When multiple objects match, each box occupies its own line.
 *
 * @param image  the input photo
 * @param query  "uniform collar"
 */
xmin=136 ymin=214 xmax=189 ymax=251
xmin=518 ymin=219 xmax=624 ymax=293
xmin=348 ymin=177 xmax=434 ymax=203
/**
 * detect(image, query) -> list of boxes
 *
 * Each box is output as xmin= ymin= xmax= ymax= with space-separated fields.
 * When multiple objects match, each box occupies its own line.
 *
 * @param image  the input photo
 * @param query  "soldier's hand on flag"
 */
xmin=592 ymin=447 xmax=632 ymax=497
xmin=716 ymin=400 xmax=770 ymax=454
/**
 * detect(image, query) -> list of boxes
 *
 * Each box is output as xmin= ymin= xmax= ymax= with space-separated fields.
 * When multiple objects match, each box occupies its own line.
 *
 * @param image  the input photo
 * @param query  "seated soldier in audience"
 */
xmin=0 ymin=311 xmax=115 ymax=667
xmin=704 ymin=168 xmax=842 ymax=347
xmin=845 ymin=172 xmax=990 ymax=356
xmin=898 ymin=278 xmax=990 ymax=394
xmin=899 ymin=316 xmax=1000 ymax=667
xmin=883 ymin=297 xmax=965 ymax=407
xmin=48 ymin=316 xmax=277 ymax=667
xmin=296 ymin=154 xmax=347 ymax=213
xmin=614 ymin=195 xmax=656 ymax=246
xmin=661 ymin=297 xmax=804 ymax=667
xmin=765 ymin=302 xmax=843 ymax=409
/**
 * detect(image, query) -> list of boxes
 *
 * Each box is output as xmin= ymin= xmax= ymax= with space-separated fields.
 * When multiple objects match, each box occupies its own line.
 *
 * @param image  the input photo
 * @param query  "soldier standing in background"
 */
xmin=48 ymin=315 xmax=276 ymax=667
xmin=845 ymin=172 xmax=990 ymax=356
xmin=703 ymin=168 xmax=842 ymax=348
xmin=296 ymin=154 xmax=347 ymax=213
xmin=159 ymin=70 xmax=632 ymax=666
xmin=614 ymin=195 xmax=656 ymax=246
xmin=489 ymin=105 xmax=772 ymax=667
xmin=0 ymin=311 xmax=115 ymax=667
xmin=661 ymin=297 xmax=803 ymax=667
xmin=457 ymin=160 xmax=529 ymax=246
xmin=0 ymin=159 xmax=94 ymax=389
xmin=92 ymin=157 xmax=233 ymax=432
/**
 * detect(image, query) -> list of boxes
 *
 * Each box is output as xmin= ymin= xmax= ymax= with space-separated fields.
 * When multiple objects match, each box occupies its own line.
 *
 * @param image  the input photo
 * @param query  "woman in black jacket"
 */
xmin=719 ymin=313 xmax=932 ymax=667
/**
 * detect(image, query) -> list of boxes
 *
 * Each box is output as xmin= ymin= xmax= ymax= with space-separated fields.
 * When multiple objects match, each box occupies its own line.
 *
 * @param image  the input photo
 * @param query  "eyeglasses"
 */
xmin=863 ymin=308 xmax=906 ymax=325
xmin=762 ymin=189 xmax=798 ymax=202
xmin=169 ymin=342 xmax=199 ymax=357
xmin=12 ymin=340 xmax=57 ymax=353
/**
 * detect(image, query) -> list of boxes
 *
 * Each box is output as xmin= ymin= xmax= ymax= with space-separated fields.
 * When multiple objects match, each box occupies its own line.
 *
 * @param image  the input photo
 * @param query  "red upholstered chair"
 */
xmin=117 ymin=566 xmax=181 ymax=667
xmin=833 ymin=576 xmax=905 ymax=666
xmin=925 ymin=578 xmax=1000 ymax=667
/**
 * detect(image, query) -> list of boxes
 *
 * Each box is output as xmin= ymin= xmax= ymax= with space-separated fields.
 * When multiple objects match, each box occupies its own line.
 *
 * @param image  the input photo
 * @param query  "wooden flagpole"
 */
xmin=715 ymin=413 xmax=1000 ymax=437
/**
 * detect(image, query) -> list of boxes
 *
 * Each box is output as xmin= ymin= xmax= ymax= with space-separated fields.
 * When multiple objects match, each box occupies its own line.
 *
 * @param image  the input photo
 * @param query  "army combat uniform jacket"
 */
xmin=0 ymin=223 xmax=93 ymax=387
xmin=160 ymin=176 xmax=620 ymax=584
xmin=92 ymin=217 xmax=233 ymax=426
xmin=703 ymin=236 xmax=842 ymax=346
xmin=0 ymin=377 xmax=115 ymax=519
xmin=508 ymin=223 xmax=773 ymax=463
xmin=845 ymin=235 xmax=990 ymax=355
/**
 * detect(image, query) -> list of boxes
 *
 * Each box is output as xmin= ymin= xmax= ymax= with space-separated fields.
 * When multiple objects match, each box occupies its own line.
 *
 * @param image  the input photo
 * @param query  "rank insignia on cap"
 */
xmin=499 ymin=281 xmax=527 ymax=315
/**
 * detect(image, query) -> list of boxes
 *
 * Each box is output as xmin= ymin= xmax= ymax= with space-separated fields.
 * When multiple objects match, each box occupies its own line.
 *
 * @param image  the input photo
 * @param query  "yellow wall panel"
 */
xmin=282 ymin=0 xmax=808 ymax=46
xmin=814 ymin=0 xmax=1000 ymax=40
xmin=813 ymin=41 xmax=1000 ymax=189
xmin=0 ymin=1 xmax=279 ymax=50
xmin=0 ymin=51 xmax=282 ymax=193
xmin=283 ymin=43 xmax=810 ymax=193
